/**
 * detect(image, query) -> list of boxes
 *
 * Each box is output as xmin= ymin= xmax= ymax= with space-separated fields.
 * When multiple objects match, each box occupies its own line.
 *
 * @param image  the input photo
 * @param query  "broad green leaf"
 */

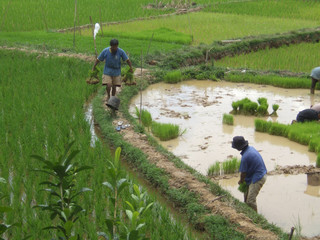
xmin=136 ymin=223 xmax=145 ymax=231
xmin=126 ymin=210 xmax=133 ymax=221
xmin=102 ymin=181 xmax=114 ymax=192
xmin=117 ymin=179 xmax=129 ymax=193
xmin=125 ymin=201 xmax=135 ymax=212
xmin=64 ymin=220 xmax=73 ymax=236
xmin=64 ymin=150 xmax=80 ymax=166
xmin=133 ymin=184 xmax=140 ymax=197
xmin=61 ymin=211 xmax=67 ymax=222
xmin=0 ymin=178 xmax=6 ymax=184
xmin=128 ymin=230 xmax=139 ymax=240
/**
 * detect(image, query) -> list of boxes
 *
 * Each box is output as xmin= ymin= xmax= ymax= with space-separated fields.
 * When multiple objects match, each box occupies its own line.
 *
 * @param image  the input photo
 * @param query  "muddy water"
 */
xmin=129 ymin=80 xmax=320 ymax=237
xmin=84 ymin=103 xmax=98 ymax=147
xmin=219 ymin=175 xmax=320 ymax=238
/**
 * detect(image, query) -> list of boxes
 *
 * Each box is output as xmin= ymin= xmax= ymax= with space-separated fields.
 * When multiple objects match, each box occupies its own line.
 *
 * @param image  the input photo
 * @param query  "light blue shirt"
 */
xmin=98 ymin=47 xmax=128 ymax=76
xmin=239 ymin=146 xmax=267 ymax=184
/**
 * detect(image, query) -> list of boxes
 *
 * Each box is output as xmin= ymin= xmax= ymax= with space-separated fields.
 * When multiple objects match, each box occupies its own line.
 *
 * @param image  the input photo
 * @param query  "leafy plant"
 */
xmin=0 ymin=177 xmax=19 ymax=239
xmin=102 ymin=147 xmax=129 ymax=239
xmin=207 ymin=162 xmax=221 ymax=176
xmin=31 ymin=141 xmax=93 ymax=240
xmin=222 ymin=157 xmax=240 ymax=174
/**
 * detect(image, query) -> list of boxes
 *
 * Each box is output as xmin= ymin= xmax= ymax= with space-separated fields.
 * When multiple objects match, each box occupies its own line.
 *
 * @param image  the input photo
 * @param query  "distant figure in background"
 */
xmin=310 ymin=67 xmax=320 ymax=94
xmin=92 ymin=38 xmax=133 ymax=103
xmin=295 ymin=109 xmax=320 ymax=123
xmin=232 ymin=136 xmax=267 ymax=212
xmin=311 ymin=103 xmax=320 ymax=112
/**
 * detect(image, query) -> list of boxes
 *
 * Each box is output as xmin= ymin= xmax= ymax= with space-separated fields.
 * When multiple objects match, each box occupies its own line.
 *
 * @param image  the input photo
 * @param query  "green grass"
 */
xmin=151 ymin=122 xmax=180 ymax=141
xmin=100 ymin=11 xmax=320 ymax=45
xmin=216 ymin=42 xmax=320 ymax=73
xmin=205 ymin=0 xmax=320 ymax=22
xmin=208 ymin=158 xmax=240 ymax=176
xmin=0 ymin=31 xmax=184 ymax=61
xmin=207 ymin=162 xmax=221 ymax=176
xmin=0 ymin=0 xmax=175 ymax=32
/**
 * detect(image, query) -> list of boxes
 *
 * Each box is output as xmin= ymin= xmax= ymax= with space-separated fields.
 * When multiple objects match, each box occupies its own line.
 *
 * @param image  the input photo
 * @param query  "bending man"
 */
xmin=232 ymin=136 xmax=267 ymax=212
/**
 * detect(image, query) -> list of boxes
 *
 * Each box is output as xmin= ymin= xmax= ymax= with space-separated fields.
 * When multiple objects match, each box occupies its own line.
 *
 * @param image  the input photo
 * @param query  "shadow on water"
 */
xmin=129 ymin=80 xmax=320 ymax=237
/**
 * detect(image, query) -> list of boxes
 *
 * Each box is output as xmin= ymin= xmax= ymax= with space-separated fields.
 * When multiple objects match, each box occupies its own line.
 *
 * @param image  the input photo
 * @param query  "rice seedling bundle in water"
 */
xmin=151 ymin=122 xmax=180 ymax=141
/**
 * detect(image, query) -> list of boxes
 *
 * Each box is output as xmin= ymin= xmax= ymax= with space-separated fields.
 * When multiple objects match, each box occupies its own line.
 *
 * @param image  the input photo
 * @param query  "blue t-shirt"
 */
xmin=239 ymin=146 xmax=267 ymax=184
xmin=98 ymin=47 xmax=128 ymax=76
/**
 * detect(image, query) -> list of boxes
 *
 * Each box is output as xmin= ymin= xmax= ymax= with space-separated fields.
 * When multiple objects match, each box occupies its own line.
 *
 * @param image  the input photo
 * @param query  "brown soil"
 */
xmin=105 ymin=109 xmax=278 ymax=240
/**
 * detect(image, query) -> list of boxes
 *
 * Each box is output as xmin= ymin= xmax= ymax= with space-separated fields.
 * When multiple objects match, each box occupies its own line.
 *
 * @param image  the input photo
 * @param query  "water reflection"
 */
xmin=129 ymin=80 xmax=320 ymax=237
xmin=130 ymin=81 xmax=319 ymax=174
xmin=219 ymin=175 xmax=320 ymax=237
xmin=84 ymin=103 xmax=98 ymax=147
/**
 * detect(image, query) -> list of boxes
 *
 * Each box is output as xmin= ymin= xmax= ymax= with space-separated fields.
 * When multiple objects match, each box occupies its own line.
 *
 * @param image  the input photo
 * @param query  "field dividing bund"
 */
xmin=0 ymin=50 xmax=198 ymax=239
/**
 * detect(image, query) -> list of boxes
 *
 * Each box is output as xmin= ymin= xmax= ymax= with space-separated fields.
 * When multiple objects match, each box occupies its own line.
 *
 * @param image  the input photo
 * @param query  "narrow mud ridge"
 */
xmin=108 ymin=110 xmax=278 ymax=240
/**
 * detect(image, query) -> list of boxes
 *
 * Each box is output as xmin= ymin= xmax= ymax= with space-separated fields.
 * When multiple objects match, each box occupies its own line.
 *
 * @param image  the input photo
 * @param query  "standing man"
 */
xmin=92 ymin=38 xmax=133 ymax=103
xmin=310 ymin=67 xmax=320 ymax=94
xmin=232 ymin=136 xmax=267 ymax=212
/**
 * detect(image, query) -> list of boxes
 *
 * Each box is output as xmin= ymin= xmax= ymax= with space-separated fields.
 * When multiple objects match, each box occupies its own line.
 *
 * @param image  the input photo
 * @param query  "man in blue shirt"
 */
xmin=310 ymin=66 xmax=320 ymax=94
xmin=232 ymin=136 xmax=267 ymax=212
xmin=92 ymin=39 xmax=133 ymax=103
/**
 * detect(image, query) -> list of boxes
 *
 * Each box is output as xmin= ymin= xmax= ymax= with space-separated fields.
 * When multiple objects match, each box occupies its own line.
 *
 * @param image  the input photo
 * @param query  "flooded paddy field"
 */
xmin=129 ymin=80 xmax=320 ymax=237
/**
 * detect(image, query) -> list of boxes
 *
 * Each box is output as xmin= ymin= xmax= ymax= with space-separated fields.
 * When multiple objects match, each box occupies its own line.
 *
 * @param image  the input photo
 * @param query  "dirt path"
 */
xmin=107 ymin=111 xmax=278 ymax=240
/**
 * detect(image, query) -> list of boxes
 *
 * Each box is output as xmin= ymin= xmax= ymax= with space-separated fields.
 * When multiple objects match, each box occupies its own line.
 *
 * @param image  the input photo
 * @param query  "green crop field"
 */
xmin=0 ymin=50 xmax=198 ymax=239
xmin=215 ymin=42 xmax=320 ymax=73
xmin=205 ymin=0 xmax=320 ymax=21
xmin=83 ymin=11 xmax=320 ymax=45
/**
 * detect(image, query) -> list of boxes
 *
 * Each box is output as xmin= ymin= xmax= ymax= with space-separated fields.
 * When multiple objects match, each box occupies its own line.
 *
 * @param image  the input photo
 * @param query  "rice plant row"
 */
xmin=216 ymin=42 xmax=320 ymax=74
xmin=0 ymin=50 xmax=196 ymax=239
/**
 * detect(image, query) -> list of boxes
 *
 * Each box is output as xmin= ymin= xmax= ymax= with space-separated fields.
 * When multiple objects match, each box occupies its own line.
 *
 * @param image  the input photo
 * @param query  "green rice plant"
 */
xmin=256 ymin=104 xmax=269 ymax=116
xmin=255 ymin=119 xmax=272 ymax=132
xmin=207 ymin=162 xmax=221 ymax=176
xmin=268 ymin=123 xmax=288 ymax=137
xmin=222 ymin=157 xmax=241 ymax=174
xmin=270 ymin=104 xmax=279 ymax=116
xmin=163 ymin=70 xmax=182 ymax=84
xmin=238 ymin=182 xmax=248 ymax=193
xmin=135 ymin=107 xmax=153 ymax=129
xmin=316 ymin=154 xmax=320 ymax=168
xmin=31 ymin=141 xmax=93 ymax=240
xmin=222 ymin=114 xmax=234 ymax=125
xmin=216 ymin=42 xmax=320 ymax=74
xmin=257 ymin=97 xmax=268 ymax=106
xmin=224 ymin=73 xmax=313 ymax=90
xmin=243 ymin=102 xmax=258 ymax=115
xmin=151 ymin=121 xmax=180 ymax=141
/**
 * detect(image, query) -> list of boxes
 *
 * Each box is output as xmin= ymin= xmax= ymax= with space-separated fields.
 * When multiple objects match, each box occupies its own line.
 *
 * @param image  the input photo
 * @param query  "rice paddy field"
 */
xmin=215 ymin=42 xmax=320 ymax=73
xmin=1 ymin=0 xmax=320 ymax=239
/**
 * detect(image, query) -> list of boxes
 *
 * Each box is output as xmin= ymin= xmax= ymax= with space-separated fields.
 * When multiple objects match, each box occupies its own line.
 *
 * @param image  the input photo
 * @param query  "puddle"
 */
xmin=219 ymin=175 xmax=320 ymax=237
xmin=130 ymin=80 xmax=320 ymax=175
xmin=129 ymin=80 xmax=320 ymax=237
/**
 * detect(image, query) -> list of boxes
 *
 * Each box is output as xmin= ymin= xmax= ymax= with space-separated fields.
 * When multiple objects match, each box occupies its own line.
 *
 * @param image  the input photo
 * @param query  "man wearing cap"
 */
xmin=310 ymin=67 xmax=320 ymax=94
xmin=295 ymin=108 xmax=320 ymax=123
xmin=92 ymin=38 xmax=133 ymax=103
xmin=232 ymin=136 xmax=267 ymax=212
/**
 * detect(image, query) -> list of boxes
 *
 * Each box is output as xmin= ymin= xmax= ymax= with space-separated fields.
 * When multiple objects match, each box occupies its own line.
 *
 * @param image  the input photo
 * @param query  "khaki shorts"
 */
xmin=102 ymin=75 xmax=121 ymax=86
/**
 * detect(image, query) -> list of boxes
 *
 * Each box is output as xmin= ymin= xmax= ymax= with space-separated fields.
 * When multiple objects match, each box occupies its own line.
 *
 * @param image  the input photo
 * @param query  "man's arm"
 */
xmin=92 ymin=58 xmax=100 ymax=71
xmin=238 ymin=172 xmax=246 ymax=185
xmin=126 ymin=59 xmax=133 ymax=73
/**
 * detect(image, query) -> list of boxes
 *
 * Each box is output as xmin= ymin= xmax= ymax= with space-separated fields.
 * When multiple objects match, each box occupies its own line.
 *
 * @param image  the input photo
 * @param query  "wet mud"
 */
xmin=129 ymin=80 xmax=320 ymax=237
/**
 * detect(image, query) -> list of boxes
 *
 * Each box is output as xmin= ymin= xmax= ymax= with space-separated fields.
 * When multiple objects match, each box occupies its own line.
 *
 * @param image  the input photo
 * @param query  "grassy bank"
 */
xmin=92 ymin=78 xmax=289 ymax=239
